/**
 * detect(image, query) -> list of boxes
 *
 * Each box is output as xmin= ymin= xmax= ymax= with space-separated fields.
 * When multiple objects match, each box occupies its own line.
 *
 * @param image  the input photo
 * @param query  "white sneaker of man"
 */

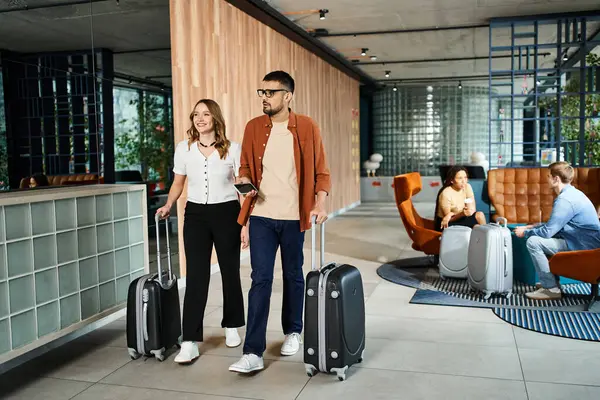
xmin=525 ymin=287 xmax=562 ymax=300
xmin=280 ymin=332 xmax=302 ymax=356
xmin=174 ymin=341 xmax=199 ymax=364
xmin=225 ymin=328 xmax=242 ymax=348
xmin=228 ymin=354 xmax=264 ymax=373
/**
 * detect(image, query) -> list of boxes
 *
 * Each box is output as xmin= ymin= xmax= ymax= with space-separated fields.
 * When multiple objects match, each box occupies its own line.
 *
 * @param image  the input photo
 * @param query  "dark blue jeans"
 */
xmin=243 ymin=216 xmax=305 ymax=356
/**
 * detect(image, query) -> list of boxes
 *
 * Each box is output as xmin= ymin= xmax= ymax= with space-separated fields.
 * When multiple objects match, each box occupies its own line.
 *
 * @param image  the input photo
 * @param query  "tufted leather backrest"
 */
xmin=488 ymin=167 xmax=600 ymax=223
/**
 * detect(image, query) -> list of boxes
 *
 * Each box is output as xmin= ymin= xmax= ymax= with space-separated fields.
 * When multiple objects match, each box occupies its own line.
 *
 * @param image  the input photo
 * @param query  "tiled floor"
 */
xmin=1 ymin=202 xmax=599 ymax=399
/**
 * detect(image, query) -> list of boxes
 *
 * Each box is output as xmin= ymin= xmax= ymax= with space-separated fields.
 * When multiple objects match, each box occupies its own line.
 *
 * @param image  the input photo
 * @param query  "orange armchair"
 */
xmin=393 ymin=173 xmax=441 ymax=256
xmin=550 ymin=248 xmax=600 ymax=312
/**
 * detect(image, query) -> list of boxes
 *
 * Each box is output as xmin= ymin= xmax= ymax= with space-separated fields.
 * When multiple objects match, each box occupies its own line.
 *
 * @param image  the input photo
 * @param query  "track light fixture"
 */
xmin=370 ymin=55 xmax=377 ymax=61
xmin=282 ymin=8 xmax=330 ymax=21
xmin=458 ymin=81 xmax=462 ymax=89
xmin=393 ymin=85 xmax=398 ymax=92
xmin=361 ymin=48 xmax=368 ymax=56
xmin=385 ymin=70 xmax=390 ymax=78
xmin=563 ymin=53 xmax=568 ymax=61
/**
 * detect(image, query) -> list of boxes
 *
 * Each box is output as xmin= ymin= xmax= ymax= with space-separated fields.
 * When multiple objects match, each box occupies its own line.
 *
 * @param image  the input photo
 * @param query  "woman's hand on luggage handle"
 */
xmin=241 ymin=225 xmax=249 ymax=249
xmin=156 ymin=204 xmax=171 ymax=219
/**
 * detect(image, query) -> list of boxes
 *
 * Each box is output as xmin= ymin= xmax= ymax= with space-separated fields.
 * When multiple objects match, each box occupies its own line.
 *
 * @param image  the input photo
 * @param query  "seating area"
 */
xmin=393 ymin=168 xmax=600 ymax=313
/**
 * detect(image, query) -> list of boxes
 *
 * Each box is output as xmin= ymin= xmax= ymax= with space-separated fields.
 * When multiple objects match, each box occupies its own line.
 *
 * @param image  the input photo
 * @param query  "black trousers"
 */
xmin=182 ymin=200 xmax=245 ymax=341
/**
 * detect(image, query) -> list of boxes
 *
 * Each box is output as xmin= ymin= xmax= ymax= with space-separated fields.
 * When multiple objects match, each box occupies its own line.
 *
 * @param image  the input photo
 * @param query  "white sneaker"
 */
xmin=225 ymin=328 xmax=241 ymax=348
xmin=228 ymin=354 xmax=264 ymax=373
xmin=174 ymin=341 xmax=199 ymax=364
xmin=280 ymin=332 xmax=302 ymax=356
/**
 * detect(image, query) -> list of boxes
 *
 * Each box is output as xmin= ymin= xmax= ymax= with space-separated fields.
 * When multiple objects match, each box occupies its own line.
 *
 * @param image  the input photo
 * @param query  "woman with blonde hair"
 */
xmin=156 ymin=99 xmax=247 ymax=364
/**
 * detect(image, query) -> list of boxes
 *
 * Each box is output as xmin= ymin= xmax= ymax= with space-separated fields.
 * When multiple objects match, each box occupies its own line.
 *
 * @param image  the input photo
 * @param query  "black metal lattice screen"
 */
xmin=1 ymin=49 xmax=114 ymax=188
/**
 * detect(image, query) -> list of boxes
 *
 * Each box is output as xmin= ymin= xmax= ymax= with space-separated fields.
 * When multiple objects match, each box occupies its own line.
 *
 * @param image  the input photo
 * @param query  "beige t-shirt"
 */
xmin=437 ymin=183 xmax=475 ymax=218
xmin=251 ymin=121 xmax=300 ymax=220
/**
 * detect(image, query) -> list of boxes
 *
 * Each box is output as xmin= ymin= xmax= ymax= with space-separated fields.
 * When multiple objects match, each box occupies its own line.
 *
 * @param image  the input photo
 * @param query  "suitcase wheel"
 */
xmin=305 ymin=364 xmax=318 ymax=377
xmin=128 ymin=348 xmax=141 ymax=360
xmin=151 ymin=348 xmax=166 ymax=362
xmin=332 ymin=366 xmax=348 ymax=382
xmin=358 ymin=349 xmax=365 ymax=363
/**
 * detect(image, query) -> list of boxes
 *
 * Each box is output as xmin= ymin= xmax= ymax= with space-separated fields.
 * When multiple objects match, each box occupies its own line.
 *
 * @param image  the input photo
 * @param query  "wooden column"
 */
xmin=169 ymin=0 xmax=361 ymax=276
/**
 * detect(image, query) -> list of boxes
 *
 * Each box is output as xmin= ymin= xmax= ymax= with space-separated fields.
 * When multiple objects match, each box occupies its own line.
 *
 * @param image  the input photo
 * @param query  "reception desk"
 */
xmin=0 ymin=184 xmax=149 ymax=368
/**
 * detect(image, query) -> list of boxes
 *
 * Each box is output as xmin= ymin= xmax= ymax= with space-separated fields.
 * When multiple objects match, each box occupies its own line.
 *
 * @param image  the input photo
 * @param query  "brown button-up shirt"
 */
xmin=237 ymin=110 xmax=331 ymax=232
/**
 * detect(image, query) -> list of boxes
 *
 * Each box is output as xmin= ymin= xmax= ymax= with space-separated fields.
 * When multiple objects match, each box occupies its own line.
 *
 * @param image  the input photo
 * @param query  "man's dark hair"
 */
xmin=263 ymin=70 xmax=295 ymax=93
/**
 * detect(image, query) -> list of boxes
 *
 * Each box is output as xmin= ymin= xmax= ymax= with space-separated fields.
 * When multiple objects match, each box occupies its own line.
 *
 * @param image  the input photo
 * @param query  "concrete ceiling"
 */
xmin=0 ymin=0 xmax=171 ymax=88
xmin=266 ymin=0 xmax=600 ymax=84
xmin=0 ymin=0 xmax=598 ymax=89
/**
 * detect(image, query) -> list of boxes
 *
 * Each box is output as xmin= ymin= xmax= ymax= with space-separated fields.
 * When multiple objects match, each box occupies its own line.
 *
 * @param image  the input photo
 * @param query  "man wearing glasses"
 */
xmin=229 ymin=70 xmax=331 ymax=373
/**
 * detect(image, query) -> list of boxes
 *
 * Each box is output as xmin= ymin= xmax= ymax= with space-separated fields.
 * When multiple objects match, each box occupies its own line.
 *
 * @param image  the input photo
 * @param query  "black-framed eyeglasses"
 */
xmin=257 ymin=89 xmax=288 ymax=98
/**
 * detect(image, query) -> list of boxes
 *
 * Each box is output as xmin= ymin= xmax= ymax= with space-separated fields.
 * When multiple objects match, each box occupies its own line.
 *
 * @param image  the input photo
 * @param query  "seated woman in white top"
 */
xmin=434 ymin=166 xmax=486 ymax=231
xmin=156 ymin=99 xmax=246 ymax=364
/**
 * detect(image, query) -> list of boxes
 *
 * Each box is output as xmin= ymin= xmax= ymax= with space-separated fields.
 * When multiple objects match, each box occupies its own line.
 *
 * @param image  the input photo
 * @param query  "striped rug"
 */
xmin=494 ymin=308 xmax=600 ymax=342
xmin=377 ymin=260 xmax=592 ymax=310
xmin=425 ymin=277 xmax=592 ymax=309
xmin=377 ymin=260 xmax=599 ymax=341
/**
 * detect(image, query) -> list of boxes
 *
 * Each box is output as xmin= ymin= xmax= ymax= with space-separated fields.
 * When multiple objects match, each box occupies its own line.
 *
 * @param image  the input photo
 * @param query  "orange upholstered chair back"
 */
xmin=488 ymin=167 xmax=600 ymax=223
xmin=393 ymin=173 xmax=440 ymax=255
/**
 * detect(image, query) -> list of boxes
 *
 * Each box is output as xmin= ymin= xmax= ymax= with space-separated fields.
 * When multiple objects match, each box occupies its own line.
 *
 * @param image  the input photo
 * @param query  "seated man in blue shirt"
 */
xmin=515 ymin=162 xmax=600 ymax=300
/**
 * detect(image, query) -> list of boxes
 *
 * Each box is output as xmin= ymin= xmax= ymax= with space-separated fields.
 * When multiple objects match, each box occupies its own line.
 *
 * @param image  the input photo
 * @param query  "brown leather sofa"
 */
xmin=20 ymin=173 xmax=104 ymax=188
xmin=487 ymin=167 xmax=600 ymax=223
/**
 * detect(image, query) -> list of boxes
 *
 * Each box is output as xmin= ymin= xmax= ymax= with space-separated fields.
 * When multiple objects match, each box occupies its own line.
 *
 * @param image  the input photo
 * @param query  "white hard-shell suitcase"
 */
xmin=467 ymin=217 xmax=513 ymax=299
xmin=439 ymin=225 xmax=472 ymax=279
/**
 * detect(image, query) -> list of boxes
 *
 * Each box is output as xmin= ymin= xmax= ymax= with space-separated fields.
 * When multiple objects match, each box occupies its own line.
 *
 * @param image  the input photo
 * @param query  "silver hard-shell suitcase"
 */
xmin=467 ymin=217 xmax=513 ymax=299
xmin=439 ymin=225 xmax=472 ymax=279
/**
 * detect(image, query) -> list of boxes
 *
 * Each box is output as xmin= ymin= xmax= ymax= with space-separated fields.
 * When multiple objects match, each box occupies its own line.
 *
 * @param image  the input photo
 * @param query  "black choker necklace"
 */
xmin=198 ymin=141 xmax=216 ymax=148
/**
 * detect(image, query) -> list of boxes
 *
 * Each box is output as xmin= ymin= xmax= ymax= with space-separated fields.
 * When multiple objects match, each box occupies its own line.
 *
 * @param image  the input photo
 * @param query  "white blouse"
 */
xmin=172 ymin=140 xmax=241 ymax=204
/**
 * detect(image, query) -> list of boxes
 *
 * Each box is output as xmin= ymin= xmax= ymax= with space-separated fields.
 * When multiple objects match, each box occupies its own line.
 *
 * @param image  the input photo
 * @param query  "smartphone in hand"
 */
xmin=234 ymin=182 xmax=258 ymax=196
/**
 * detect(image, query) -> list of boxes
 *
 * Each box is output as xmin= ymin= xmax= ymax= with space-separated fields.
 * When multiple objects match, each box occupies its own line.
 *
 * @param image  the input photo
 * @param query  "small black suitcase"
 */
xmin=303 ymin=219 xmax=365 ymax=381
xmin=126 ymin=214 xmax=181 ymax=361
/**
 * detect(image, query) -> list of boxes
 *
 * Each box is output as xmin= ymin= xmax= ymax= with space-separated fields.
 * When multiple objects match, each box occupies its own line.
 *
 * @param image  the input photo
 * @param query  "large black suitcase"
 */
xmin=303 ymin=219 xmax=365 ymax=381
xmin=126 ymin=214 xmax=181 ymax=361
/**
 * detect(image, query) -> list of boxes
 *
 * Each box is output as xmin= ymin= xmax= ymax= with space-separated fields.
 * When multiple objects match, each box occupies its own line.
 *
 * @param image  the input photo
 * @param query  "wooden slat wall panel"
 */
xmin=170 ymin=0 xmax=360 ymax=275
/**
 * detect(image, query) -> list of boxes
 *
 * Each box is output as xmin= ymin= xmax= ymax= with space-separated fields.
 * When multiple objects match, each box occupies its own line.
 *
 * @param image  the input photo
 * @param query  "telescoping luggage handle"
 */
xmin=495 ymin=217 xmax=508 ymax=228
xmin=155 ymin=213 xmax=174 ymax=285
xmin=311 ymin=216 xmax=326 ymax=271
xmin=494 ymin=217 xmax=509 ymax=277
